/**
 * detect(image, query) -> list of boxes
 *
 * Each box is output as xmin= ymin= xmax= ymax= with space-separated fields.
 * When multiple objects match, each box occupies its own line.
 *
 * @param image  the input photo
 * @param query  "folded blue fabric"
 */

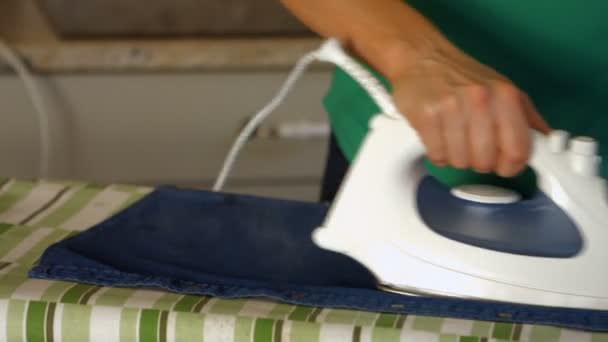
xmin=30 ymin=186 xmax=608 ymax=331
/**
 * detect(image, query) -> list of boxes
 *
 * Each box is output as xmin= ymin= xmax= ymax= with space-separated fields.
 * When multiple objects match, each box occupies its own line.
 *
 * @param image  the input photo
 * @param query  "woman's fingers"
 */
xmin=458 ymin=85 xmax=495 ymax=172
xmin=441 ymin=96 xmax=469 ymax=169
xmin=413 ymin=104 xmax=447 ymax=166
xmin=392 ymin=62 xmax=547 ymax=176
xmin=491 ymin=82 xmax=532 ymax=177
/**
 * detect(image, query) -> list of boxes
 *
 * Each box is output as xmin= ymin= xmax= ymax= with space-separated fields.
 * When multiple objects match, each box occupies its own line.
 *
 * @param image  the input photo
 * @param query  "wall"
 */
xmin=0 ymin=0 xmax=333 ymax=201
xmin=0 ymin=70 xmax=332 ymax=200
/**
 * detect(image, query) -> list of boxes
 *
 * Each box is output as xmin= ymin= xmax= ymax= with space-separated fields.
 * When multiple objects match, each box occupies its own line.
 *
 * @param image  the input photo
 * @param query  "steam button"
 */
xmin=571 ymin=136 xmax=598 ymax=156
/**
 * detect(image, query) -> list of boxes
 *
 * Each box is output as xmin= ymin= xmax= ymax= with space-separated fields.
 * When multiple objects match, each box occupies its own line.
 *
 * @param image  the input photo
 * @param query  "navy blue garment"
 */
xmin=30 ymin=186 xmax=608 ymax=331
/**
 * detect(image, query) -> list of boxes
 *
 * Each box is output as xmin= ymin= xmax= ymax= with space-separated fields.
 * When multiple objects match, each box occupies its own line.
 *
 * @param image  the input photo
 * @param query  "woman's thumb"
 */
xmin=523 ymin=95 xmax=551 ymax=134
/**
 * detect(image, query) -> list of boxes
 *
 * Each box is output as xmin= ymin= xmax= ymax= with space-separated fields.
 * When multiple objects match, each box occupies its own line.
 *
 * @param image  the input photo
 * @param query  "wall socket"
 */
xmin=251 ymin=120 xmax=330 ymax=140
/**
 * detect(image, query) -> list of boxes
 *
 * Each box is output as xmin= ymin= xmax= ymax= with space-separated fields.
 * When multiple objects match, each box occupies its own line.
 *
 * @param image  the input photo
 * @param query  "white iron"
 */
xmin=215 ymin=38 xmax=608 ymax=310
xmin=311 ymin=40 xmax=608 ymax=310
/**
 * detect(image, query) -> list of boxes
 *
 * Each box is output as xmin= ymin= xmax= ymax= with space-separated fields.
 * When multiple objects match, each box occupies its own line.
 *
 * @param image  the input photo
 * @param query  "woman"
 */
xmin=281 ymin=0 xmax=608 ymax=201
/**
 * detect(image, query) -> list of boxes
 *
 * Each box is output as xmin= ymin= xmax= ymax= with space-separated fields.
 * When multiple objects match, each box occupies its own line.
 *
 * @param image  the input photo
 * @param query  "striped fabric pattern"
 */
xmin=0 ymin=179 xmax=606 ymax=342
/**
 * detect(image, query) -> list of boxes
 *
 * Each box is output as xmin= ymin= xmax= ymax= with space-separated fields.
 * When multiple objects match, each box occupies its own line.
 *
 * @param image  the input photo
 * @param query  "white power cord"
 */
xmin=0 ymin=40 xmax=51 ymax=178
xmin=212 ymin=51 xmax=319 ymax=191
xmin=213 ymin=38 xmax=401 ymax=191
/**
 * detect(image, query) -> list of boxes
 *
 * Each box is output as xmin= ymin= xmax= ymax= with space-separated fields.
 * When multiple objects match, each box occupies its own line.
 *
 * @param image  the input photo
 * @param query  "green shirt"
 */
xmin=323 ymin=0 xmax=608 ymax=190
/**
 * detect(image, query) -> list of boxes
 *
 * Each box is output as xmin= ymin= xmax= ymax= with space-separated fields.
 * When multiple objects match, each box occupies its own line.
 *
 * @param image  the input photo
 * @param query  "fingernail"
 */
xmin=429 ymin=159 xmax=446 ymax=167
xmin=496 ymin=169 xmax=513 ymax=178
xmin=474 ymin=168 xmax=491 ymax=174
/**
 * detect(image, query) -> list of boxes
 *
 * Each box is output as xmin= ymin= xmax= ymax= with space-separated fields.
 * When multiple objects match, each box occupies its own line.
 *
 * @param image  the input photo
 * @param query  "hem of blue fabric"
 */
xmin=29 ymin=260 xmax=608 ymax=332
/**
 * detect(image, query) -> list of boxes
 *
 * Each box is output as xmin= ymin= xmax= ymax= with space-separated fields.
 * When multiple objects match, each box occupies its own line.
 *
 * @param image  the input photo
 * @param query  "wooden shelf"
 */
xmin=4 ymin=38 xmax=325 ymax=73
xmin=0 ymin=0 xmax=325 ymax=73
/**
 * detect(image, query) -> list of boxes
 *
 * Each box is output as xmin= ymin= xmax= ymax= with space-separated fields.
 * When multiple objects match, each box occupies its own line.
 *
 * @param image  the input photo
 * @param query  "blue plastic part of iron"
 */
xmin=416 ymin=176 xmax=583 ymax=258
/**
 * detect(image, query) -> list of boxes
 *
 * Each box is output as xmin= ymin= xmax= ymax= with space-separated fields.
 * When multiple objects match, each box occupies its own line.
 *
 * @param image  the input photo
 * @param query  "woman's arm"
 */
xmin=281 ymin=0 xmax=451 ymax=81
xmin=282 ymin=0 xmax=549 ymax=177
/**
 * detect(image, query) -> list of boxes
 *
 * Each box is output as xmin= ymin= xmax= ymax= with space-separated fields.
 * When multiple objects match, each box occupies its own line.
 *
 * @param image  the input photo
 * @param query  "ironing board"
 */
xmin=0 ymin=178 xmax=606 ymax=342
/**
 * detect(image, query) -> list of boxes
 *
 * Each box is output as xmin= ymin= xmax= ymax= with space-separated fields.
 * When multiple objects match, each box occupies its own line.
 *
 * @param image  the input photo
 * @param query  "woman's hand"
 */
xmin=390 ymin=46 xmax=550 ymax=177
xmin=280 ymin=0 xmax=550 ymax=177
